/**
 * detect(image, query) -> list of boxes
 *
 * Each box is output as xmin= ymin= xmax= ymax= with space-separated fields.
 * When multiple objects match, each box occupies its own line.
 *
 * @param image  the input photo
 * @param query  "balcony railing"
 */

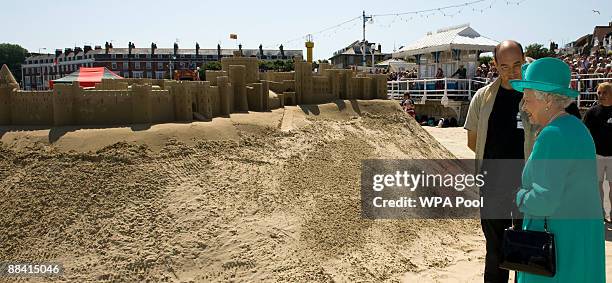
xmin=388 ymin=77 xmax=611 ymax=108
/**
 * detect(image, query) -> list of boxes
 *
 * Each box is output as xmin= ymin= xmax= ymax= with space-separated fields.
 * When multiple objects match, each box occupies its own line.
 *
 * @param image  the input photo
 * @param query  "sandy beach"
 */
xmin=0 ymin=102 xmax=609 ymax=282
xmin=0 ymin=100 xmax=483 ymax=282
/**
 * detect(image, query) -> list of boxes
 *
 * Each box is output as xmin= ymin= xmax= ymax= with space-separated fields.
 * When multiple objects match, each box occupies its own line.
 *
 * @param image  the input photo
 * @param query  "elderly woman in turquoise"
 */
xmin=510 ymin=57 xmax=605 ymax=283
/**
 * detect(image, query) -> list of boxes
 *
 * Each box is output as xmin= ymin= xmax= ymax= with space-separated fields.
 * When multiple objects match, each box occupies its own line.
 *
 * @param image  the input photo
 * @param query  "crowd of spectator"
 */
xmin=385 ymin=54 xmax=611 ymax=82
xmin=558 ymin=54 xmax=612 ymax=93
xmin=386 ymin=68 xmax=418 ymax=81
xmin=475 ymin=63 xmax=499 ymax=80
xmin=560 ymin=54 xmax=612 ymax=78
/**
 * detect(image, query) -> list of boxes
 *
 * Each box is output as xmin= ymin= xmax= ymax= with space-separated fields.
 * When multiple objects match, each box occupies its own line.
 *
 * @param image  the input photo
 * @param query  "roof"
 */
xmin=51 ymin=67 xmax=122 ymax=88
xmin=26 ymin=47 xmax=303 ymax=61
xmin=574 ymin=34 xmax=592 ymax=47
xmin=593 ymin=23 xmax=612 ymax=43
xmin=331 ymin=40 xmax=387 ymax=58
xmin=375 ymin=58 xmax=414 ymax=67
xmin=393 ymin=24 xmax=498 ymax=57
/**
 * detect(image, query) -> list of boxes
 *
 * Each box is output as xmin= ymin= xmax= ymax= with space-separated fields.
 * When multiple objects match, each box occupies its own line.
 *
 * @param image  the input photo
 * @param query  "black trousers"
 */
xmin=481 ymin=218 xmax=522 ymax=283
xmin=479 ymin=159 xmax=524 ymax=282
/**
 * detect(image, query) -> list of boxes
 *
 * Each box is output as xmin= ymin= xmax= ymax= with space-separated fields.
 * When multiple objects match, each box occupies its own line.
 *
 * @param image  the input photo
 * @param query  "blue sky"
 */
xmin=2 ymin=0 xmax=610 ymax=60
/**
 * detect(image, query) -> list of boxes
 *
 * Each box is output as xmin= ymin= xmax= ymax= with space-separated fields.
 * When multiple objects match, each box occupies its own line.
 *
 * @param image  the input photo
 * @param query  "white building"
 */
xmin=392 ymin=24 xmax=498 ymax=79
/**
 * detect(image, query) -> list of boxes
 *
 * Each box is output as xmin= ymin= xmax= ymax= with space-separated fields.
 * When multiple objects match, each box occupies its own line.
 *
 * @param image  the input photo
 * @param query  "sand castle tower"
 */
xmin=0 ymin=64 xmax=19 ymax=125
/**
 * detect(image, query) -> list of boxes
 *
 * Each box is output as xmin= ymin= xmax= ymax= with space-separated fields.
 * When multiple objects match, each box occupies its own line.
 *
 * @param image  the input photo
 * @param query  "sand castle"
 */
xmin=0 ymin=57 xmax=388 ymax=126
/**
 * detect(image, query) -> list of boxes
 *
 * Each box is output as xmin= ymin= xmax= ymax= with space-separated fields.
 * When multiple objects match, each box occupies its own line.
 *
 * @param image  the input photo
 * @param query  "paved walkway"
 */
xmin=423 ymin=126 xmax=474 ymax=159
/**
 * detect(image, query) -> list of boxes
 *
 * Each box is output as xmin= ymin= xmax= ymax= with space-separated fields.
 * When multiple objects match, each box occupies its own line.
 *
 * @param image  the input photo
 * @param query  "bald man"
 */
xmin=464 ymin=40 xmax=536 ymax=283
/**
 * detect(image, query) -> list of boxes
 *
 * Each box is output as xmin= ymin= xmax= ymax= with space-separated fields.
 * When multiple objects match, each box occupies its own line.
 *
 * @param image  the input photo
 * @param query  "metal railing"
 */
xmin=573 ymin=77 xmax=611 ymax=108
xmin=388 ymin=77 xmax=611 ymax=108
xmin=387 ymin=77 xmax=488 ymax=103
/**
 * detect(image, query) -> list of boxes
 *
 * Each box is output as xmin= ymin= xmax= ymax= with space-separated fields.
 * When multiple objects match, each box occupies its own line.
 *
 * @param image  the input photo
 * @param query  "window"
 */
xmin=134 ymin=62 xmax=140 ymax=69
xmin=155 ymin=71 xmax=164 ymax=79
xmin=123 ymin=62 xmax=129 ymax=69
xmin=146 ymin=71 xmax=152 ymax=78
xmin=116 ymin=54 xmax=123 ymax=59
xmin=146 ymin=62 xmax=151 ymax=69
xmin=111 ymin=54 xmax=116 ymax=59
xmin=112 ymin=62 xmax=117 ymax=69
xmin=157 ymin=54 xmax=163 ymax=59
xmin=157 ymin=62 xmax=163 ymax=69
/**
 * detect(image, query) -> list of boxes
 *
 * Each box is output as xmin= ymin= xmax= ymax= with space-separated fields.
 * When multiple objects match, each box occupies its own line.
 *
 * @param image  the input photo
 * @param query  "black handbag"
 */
xmin=499 ymin=215 xmax=556 ymax=277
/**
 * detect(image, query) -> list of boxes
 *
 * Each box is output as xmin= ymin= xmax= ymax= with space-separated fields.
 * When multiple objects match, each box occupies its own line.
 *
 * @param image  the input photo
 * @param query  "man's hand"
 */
xmin=467 ymin=130 xmax=477 ymax=152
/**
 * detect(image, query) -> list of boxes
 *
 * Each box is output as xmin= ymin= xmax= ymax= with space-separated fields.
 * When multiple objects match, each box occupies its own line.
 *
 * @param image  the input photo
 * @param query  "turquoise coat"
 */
xmin=516 ymin=115 xmax=605 ymax=283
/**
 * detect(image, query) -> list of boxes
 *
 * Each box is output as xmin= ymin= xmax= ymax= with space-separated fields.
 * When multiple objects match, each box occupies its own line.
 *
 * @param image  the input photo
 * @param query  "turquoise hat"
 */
xmin=510 ymin=57 xmax=579 ymax=98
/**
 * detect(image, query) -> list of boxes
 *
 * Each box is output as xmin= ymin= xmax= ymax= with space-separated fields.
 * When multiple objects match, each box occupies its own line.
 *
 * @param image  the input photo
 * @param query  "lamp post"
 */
xmin=362 ymin=10 xmax=372 ymax=70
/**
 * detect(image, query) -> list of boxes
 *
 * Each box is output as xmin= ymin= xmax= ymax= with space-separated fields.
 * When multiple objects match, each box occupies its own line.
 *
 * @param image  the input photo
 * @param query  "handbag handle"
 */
xmin=511 ymin=212 xmax=549 ymax=232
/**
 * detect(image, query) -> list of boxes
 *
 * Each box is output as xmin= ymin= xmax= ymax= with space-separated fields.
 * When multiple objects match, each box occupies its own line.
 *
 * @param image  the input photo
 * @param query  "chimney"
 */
xmin=151 ymin=42 xmax=157 ymax=55
xmin=173 ymin=43 xmax=179 ymax=55
xmin=74 ymin=47 xmax=83 ymax=54
xmin=94 ymin=45 xmax=102 ymax=50
xmin=217 ymin=44 xmax=221 ymax=59
xmin=238 ymin=44 xmax=243 ymax=56
xmin=378 ymin=44 xmax=381 ymax=53
xmin=196 ymin=42 xmax=200 ymax=56
xmin=65 ymin=48 xmax=73 ymax=56
xmin=259 ymin=44 xmax=263 ymax=58
xmin=105 ymin=42 xmax=109 ymax=54
xmin=128 ymin=42 xmax=133 ymax=56
xmin=279 ymin=44 xmax=284 ymax=58
xmin=84 ymin=45 xmax=92 ymax=54
xmin=55 ymin=49 xmax=62 ymax=57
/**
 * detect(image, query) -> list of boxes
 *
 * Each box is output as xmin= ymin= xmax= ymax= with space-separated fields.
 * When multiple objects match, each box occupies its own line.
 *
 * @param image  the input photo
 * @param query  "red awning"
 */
xmin=50 ymin=67 xmax=122 ymax=89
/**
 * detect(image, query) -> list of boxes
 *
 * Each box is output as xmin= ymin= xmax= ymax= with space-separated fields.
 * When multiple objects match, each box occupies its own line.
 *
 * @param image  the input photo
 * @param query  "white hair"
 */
xmin=531 ymin=89 xmax=573 ymax=109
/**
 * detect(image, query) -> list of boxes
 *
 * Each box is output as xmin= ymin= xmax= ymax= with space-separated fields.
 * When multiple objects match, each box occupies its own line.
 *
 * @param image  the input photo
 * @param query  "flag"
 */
xmin=230 ymin=34 xmax=238 ymax=40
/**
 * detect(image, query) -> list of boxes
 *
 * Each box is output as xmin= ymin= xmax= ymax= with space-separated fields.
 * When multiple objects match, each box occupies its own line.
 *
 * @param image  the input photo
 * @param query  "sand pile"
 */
xmin=0 ymin=100 xmax=483 ymax=282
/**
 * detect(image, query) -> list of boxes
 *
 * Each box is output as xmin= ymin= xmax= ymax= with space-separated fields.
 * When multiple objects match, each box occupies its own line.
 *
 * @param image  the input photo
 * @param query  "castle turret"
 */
xmin=0 ymin=64 xmax=19 ymax=125
xmin=229 ymin=65 xmax=248 ymax=112
xmin=217 ymin=76 xmax=231 ymax=116
xmin=52 ymin=82 xmax=78 ymax=126
xmin=131 ymin=84 xmax=152 ymax=124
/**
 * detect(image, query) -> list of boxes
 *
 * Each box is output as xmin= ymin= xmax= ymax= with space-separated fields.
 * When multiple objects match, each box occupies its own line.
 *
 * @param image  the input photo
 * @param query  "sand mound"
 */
xmin=0 ymin=100 xmax=483 ymax=282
